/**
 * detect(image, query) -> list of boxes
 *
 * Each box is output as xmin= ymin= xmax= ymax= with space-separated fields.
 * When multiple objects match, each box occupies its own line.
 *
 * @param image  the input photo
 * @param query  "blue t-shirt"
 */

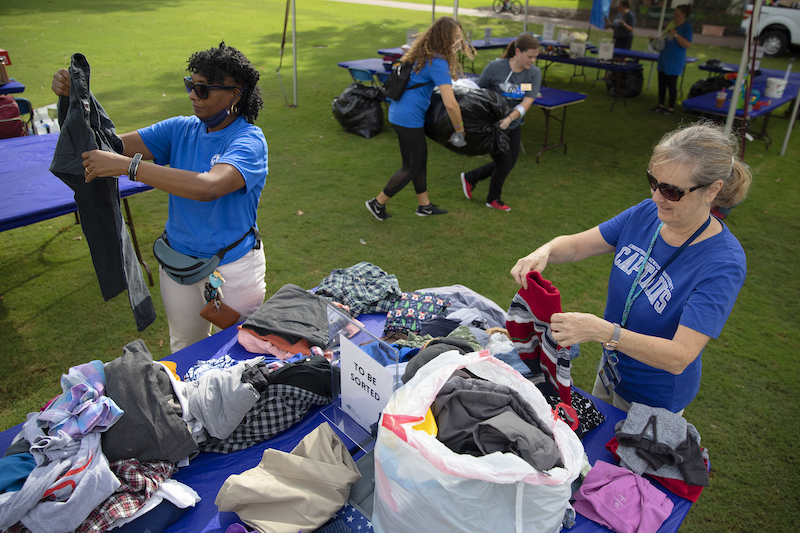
xmin=388 ymin=57 xmax=452 ymax=128
xmin=138 ymin=115 xmax=268 ymax=264
xmin=599 ymin=200 xmax=746 ymax=412
xmin=658 ymin=22 xmax=693 ymax=76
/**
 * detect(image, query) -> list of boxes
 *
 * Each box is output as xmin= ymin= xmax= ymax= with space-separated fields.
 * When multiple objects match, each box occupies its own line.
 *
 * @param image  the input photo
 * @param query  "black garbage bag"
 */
xmin=606 ymin=66 xmax=644 ymax=98
xmin=688 ymin=77 xmax=734 ymax=99
xmin=332 ymin=83 xmax=384 ymax=139
xmin=424 ymin=85 xmax=512 ymax=156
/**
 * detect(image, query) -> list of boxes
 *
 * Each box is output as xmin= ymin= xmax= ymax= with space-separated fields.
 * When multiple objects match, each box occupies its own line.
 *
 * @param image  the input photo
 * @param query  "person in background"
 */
xmin=366 ymin=16 xmax=473 ymax=220
xmin=52 ymin=43 xmax=268 ymax=352
xmin=605 ymin=0 xmax=636 ymax=50
xmin=651 ymin=4 xmax=693 ymax=115
xmin=460 ymin=34 xmax=541 ymax=212
xmin=510 ymin=122 xmax=752 ymax=414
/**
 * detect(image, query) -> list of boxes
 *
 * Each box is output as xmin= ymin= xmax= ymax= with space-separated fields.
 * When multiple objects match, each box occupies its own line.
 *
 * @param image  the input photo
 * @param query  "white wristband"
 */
xmin=514 ymin=104 xmax=526 ymax=118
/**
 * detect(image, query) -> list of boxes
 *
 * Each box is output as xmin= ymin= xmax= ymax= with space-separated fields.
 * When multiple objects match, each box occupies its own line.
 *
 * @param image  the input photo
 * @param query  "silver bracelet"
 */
xmin=127 ymin=153 xmax=143 ymax=182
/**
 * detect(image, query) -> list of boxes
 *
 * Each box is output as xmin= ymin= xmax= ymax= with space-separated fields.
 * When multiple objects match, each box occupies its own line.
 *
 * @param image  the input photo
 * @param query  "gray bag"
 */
xmin=152 ymin=229 xmax=257 ymax=285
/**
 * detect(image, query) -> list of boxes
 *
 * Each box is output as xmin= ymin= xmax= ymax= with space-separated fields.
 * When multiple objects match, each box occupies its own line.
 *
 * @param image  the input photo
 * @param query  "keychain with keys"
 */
xmin=204 ymin=270 xmax=226 ymax=309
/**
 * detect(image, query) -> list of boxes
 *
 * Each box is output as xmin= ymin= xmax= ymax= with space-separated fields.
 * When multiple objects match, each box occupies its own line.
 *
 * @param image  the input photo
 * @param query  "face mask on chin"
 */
xmin=201 ymin=106 xmax=231 ymax=129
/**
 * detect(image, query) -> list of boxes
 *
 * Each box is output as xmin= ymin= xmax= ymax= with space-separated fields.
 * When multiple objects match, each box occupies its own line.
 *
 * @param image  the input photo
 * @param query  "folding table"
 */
xmin=0 ymin=133 xmax=155 ymax=284
xmin=530 ymin=87 xmax=587 ymax=163
xmin=0 ymin=306 xmax=698 ymax=533
xmin=682 ymin=79 xmax=799 ymax=149
xmin=588 ymin=48 xmax=698 ymax=95
xmin=537 ymin=52 xmax=642 ymax=109
xmin=0 ymin=79 xmax=25 ymax=95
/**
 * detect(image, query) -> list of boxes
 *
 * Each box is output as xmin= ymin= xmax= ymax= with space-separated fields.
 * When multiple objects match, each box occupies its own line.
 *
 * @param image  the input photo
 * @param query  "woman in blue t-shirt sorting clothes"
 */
xmin=510 ymin=122 xmax=752 ymax=414
xmin=52 ymin=43 xmax=268 ymax=353
xmin=366 ymin=16 xmax=473 ymax=220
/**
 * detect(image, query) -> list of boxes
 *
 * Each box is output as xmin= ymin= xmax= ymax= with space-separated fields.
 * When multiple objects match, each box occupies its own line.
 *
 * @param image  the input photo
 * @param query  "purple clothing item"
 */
xmin=573 ymin=460 xmax=673 ymax=533
xmin=36 ymin=360 xmax=123 ymax=438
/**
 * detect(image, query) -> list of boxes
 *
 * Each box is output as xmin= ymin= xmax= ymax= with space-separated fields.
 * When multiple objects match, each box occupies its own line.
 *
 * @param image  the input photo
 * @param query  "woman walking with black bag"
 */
xmin=366 ymin=16 xmax=473 ymax=220
xmin=460 ymin=34 xmax=542 ymax=212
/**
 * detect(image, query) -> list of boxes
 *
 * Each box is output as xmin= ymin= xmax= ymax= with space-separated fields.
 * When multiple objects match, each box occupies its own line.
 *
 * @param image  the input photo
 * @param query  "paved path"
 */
xmin=327 ymin=0 xmax=745 ymax=50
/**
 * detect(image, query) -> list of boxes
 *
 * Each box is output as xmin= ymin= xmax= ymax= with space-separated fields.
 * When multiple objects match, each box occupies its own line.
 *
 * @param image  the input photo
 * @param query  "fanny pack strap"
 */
xmin=164 ymin=227 xmax=260 ymax=262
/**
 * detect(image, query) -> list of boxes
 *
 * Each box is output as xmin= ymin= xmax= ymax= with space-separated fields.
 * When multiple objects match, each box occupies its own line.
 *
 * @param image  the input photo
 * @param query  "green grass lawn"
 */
xmin=1 ymin=1 xmax=799 ymax=531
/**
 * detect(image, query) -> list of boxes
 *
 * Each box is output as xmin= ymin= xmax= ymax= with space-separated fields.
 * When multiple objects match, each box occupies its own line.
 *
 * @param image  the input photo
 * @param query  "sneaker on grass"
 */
xmin=486 ymin=199 xmax=511 ymax=212
xmin=460 ymin=173 xmax=473 ymax=200
xmin=416 ymin=203 xmax=447 ymax=216
xmin=366 ymin=198 xmax=391 ymax=221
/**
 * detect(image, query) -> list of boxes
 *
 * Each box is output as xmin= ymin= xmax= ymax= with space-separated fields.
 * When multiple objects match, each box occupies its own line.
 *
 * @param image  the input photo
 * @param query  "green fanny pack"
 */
xmin=153 ymin=228 xmax=259 ymax=285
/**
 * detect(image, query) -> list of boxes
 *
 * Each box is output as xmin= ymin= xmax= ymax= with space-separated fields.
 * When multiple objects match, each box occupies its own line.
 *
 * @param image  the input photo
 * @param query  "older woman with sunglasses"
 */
xmin=52 ymin=42 xmax=268 ymax=352
xmin=510 ymin=122 xmax=752 ymax=414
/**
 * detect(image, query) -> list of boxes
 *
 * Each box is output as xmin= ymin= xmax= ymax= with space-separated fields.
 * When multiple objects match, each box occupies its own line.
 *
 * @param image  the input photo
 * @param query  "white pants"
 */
xmin=160 ymin=247 xmax=267 ymax=353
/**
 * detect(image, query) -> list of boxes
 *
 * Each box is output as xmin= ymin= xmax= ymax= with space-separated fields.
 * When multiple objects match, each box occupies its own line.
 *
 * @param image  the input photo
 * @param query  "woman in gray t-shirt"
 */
xmin=460 ymin=34 xmax=542 ymax=212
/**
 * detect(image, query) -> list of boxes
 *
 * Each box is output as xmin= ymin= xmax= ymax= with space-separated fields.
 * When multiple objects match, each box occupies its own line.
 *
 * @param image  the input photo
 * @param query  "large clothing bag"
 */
xmin=373 ymin=350 xmax=584 ymax=533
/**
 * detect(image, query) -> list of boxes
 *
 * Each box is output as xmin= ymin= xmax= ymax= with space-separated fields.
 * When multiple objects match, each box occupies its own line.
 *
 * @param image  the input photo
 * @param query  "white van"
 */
xmin=741 ymin=3 xmax=800 ymax=56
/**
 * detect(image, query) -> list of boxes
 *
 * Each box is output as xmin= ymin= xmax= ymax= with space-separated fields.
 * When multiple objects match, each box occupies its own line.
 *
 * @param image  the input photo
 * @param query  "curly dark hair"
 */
xmin=187 ymin=42 xmax=263 ymax=124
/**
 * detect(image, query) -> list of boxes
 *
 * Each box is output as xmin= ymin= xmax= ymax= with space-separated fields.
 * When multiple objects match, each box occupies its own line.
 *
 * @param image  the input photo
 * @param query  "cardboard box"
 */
xmin=701 ymin=25 xmax=725 ymax=37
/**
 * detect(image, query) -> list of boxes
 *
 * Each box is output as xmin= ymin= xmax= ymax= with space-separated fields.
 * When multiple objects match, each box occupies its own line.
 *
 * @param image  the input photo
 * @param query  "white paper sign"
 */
xmin=598 ymin=41 xmax=614 ymax=61
xmin=339 ymin=334 xmax=394 ymax=431
xmin=543 ymin=23 xmax=555 ymax=41
xmin=569 ymin=42 xmax=586 ymax=58
xmin=484 ymin=27 xmax=492 ymax=43
xmin=406 ymin=29 xmax=417 ymax=46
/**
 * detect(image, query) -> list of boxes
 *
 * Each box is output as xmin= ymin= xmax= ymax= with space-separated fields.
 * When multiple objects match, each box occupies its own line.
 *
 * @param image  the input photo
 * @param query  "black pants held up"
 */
xmin=49 ymin=53 xmax=156 ymax=332
xmin=464 ymin=125 xmax=522 ymax=203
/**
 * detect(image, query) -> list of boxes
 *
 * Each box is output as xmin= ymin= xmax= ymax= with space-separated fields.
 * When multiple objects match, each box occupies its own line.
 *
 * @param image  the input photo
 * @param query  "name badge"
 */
xmin=521 ymin=83 xmax=533 ymax=92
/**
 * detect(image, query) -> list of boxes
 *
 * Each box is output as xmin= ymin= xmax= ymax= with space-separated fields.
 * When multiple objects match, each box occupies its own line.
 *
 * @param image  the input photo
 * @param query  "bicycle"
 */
xmin=492 ymin=0 xmax=523 ymax=15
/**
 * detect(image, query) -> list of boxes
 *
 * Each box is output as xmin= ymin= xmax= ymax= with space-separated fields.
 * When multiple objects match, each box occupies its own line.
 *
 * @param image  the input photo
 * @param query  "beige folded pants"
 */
xmin=215 ymin=422 xmax=361 ymax=533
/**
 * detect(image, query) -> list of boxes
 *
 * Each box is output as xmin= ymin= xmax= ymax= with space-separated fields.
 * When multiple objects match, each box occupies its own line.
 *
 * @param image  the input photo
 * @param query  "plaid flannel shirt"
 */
xmin=199 ymin=384 xmax=331 ymax=454
xmin=314 ymin=261 xmax=402 ymax=317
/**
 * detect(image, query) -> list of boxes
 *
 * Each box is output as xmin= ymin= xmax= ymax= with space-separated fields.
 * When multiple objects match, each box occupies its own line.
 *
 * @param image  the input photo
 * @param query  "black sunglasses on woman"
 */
xmin=647 ymin=170 xmax=706 ymax=202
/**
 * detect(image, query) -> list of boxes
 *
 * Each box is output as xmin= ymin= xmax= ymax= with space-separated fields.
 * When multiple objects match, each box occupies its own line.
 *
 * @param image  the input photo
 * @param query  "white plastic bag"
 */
xmin=373 ymin=350 xmax=584 ymax=533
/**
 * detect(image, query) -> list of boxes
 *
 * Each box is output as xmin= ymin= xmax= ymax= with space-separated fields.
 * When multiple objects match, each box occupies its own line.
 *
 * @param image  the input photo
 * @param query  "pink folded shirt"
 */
xmin=573 ymin=460 xmax=673 ymax=533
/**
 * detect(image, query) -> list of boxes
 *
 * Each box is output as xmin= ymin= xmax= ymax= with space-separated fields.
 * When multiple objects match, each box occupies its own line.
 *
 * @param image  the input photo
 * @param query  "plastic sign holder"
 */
xmin=322 ymin=304 xmax=400 ymax=453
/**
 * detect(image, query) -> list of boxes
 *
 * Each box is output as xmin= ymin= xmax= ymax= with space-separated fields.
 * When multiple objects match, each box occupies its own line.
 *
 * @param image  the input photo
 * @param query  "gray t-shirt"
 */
xmin=477 ymin=58 xmax=542 ymax=129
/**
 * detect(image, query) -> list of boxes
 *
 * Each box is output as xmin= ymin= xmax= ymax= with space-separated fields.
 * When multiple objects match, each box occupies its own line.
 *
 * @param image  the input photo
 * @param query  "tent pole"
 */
xmin=432 ymin=0 xmax=436 ymax=24
xmin=454 ymin=0 xmax=459 ymax=20
xmin=726 ymin=0 xmax=762 ymax=140
xmin=524 ymin=0 xmax=529 ymax=34
xmin=646 ymin=3 xmax=668 ymax=93
xmin=779 ymin=85 xmax=800 ymax=156
xmin=292 ymin=0 xmax=298 ymax=107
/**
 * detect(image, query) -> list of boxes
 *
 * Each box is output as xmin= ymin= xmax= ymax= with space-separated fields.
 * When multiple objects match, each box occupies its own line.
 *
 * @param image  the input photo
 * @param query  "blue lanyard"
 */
xmin=620 ymin=217 xmax=711 ymax=328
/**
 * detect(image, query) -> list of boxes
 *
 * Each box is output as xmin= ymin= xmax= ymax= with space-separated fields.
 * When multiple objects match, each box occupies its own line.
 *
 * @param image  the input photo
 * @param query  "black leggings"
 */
xmin=658 ymin=71 xmax=679 ymax=109
xmin=464 ymin=125 xmax=522 ymax=203
xmin=383 ymin=124 xmax=427 ymax=198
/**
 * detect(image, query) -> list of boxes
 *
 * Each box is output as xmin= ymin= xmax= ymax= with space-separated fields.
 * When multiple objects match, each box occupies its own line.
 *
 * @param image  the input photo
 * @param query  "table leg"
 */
xmin=571 ymin=64 xmax=586 ymax=83
xmin=122 ymin=198 xmax=153 ymax=286
xmin=610 ymin=72 xmax=628 ymax=111
xmin=535 ymin=106 xmax=569 ymax=163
